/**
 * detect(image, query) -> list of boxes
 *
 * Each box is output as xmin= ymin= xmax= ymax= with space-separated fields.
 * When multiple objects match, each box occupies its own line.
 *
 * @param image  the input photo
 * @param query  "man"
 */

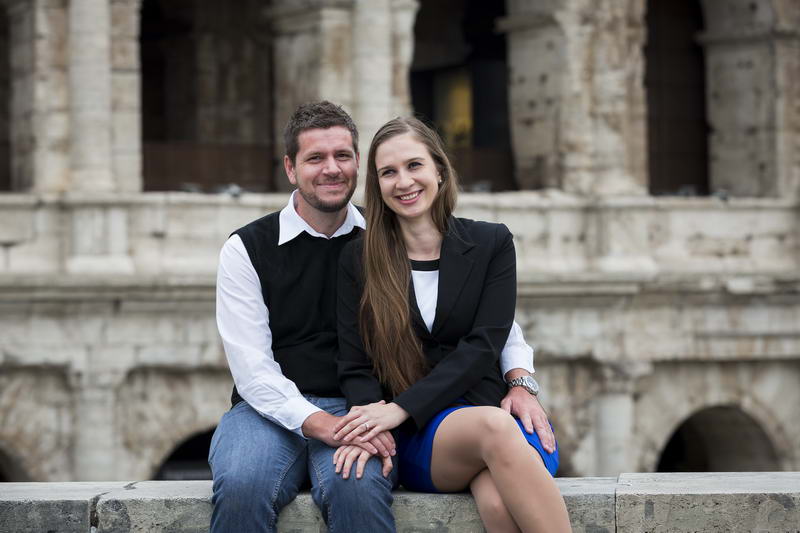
xmin=209 ymin=101 xmax=552 ymax=533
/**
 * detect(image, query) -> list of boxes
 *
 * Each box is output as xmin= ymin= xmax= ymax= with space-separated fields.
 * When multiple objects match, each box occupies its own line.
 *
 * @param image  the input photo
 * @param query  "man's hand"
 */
xmin=501 ymin=385 xmax=556 ymax=454
xmin=301 ymin=411 xmax=395 ymax=457
xmin=333 ymin=445 xmax=393 ymax=479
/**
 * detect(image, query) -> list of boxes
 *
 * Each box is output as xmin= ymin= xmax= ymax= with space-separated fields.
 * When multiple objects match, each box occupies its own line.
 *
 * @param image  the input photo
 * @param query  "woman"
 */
xmin=334 ymin=117 xmax=571 ymax=532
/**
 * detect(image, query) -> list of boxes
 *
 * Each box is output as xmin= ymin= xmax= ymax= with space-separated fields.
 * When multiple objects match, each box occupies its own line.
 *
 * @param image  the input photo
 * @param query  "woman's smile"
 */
xmin=375 ymin=133 xmax=440 ymax=222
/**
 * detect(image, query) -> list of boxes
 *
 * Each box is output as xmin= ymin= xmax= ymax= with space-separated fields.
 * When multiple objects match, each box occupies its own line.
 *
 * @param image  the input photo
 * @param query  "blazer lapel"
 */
xmin=431 ymin=219 xmax=475 ymax=335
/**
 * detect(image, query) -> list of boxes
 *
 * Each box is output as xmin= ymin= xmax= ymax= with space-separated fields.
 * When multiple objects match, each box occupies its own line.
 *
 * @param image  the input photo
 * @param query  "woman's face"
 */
xmin=374 ymin=132 xmax=440 ymax=223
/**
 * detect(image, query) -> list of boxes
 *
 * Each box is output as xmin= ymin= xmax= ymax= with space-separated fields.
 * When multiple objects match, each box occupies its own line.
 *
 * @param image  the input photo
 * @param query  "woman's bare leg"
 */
xmin=470 ymin=469 xmax=520 ymax=533
xmin=430 ymin=406 xmax=571 ymax=533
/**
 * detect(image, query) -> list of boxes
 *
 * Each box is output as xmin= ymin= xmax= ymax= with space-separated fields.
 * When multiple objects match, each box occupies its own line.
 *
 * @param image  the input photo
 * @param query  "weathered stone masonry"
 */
xmin=0 ymin=0 xmax=798 ymax=482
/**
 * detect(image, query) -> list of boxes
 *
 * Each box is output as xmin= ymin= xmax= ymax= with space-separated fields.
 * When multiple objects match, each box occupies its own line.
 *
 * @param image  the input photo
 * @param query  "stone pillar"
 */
xmin=352 ymin=0 xmax=392 ymax=158
xmin=594 ymin=364 xmax=636 ymax=476
xmin=7 ymin=0 xmax=70 ymax=192
xmin=699 ymin=0 xmax=800 ymax=199
xmin=70 ymin=366 xmax=128 ymax=481
xmin=389 ymin=0 xmax=419 ymax=117
xmin=499 ymin=0 xmax=647 ymax=195
xmin=269 ymin=0 xmax=355 ymax=190
xmin=68 ymin=0 xmax=114 ymax=192
xmin=110 ymin=0 xmax=142 ymax=192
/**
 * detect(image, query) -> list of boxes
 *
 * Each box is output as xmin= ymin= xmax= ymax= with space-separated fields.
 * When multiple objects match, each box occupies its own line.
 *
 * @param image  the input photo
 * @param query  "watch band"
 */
xmin=508 ymin=375 xmax=540 ymax=396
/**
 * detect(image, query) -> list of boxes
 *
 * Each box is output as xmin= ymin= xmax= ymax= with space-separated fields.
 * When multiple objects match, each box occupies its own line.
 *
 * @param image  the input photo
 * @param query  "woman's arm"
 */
xmin=336 ymin=240 xmax=386 ymax=408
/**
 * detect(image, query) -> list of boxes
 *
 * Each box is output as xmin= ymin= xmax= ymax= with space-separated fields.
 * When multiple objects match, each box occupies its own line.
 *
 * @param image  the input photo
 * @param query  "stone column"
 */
xmin=499 ymin=0 xmax=647 ymax=195
xmin=389 ymin=0 xmax=419 ymax=117
xmin=699 ymin=0 xmax=800 ymax=199
xmin=69 ymin=0 xmax=114 ymax=192
xmin=352 ymin=0 xmax=392 ymax=157
xmin=70 ymin=366 xmax=128 ymax=480
xmin=594 ymin=364 xmax=636 ymax=476
xmin=7 ymin=0 xmax=71 ymax=192
xmin=269 ymin=0 xmax=355 ymax=190
xmin=110 ymin=0 xmax=142 ymax=192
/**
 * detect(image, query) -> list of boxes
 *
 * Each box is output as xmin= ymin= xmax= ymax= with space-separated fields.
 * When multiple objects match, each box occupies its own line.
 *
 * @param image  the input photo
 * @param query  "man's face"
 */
xmin=284 ymin=126 xmax=359 ymax=214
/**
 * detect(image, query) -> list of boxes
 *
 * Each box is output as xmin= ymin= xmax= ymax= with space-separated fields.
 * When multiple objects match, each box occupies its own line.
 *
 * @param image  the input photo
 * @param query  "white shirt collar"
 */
xmin=278 ymin=190 xmax=366 ymax=245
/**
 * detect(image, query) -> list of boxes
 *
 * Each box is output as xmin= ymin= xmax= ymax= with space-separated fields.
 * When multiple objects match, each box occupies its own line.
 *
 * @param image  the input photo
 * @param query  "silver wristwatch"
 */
xmin=507 ymin=375 xmax=540 ymax=396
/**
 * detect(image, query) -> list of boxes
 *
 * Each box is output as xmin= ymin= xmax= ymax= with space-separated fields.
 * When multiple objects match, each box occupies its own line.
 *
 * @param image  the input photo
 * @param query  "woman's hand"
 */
xmin=333 ymin=444 xmax=393 ymax=479
xmin=333 ymin=401 xmax=409 ymax=443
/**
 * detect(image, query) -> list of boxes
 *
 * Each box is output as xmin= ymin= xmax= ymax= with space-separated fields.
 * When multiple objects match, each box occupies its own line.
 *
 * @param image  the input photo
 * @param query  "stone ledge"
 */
xmin=1 ymin=473 xmax=798 ymax=532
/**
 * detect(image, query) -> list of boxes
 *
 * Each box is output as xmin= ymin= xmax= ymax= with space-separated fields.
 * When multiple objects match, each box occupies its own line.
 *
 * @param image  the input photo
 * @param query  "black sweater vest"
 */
xmin=230 ymin=211 xmax=362 ymax=406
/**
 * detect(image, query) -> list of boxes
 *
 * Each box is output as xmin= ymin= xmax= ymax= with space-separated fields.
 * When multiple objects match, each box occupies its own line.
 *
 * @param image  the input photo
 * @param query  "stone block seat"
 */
xmin=1 ymin=473 xmax=798 ymax=532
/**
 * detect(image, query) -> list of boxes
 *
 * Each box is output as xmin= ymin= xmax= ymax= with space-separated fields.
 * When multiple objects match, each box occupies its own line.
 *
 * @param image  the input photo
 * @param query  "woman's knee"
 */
xmin=474 ymin=407 xmax=518 ymax=437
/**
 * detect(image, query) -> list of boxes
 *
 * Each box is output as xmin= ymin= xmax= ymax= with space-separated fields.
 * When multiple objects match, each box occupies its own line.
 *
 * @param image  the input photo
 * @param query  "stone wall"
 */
xmin=0 ymin=192 xmax=798 ymax=480
xmin=0 ymin=0 xmax=799 ymax=483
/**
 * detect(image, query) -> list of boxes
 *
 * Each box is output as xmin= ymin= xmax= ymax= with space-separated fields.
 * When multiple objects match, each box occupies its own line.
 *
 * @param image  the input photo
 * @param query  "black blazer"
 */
xmin=337 ymin=217 xmax=516 ymax=429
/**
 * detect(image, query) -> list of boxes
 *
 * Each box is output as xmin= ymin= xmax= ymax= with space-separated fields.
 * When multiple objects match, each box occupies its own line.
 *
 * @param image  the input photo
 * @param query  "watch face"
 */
xmin=523 ymin=376 xmax=540 ymax=394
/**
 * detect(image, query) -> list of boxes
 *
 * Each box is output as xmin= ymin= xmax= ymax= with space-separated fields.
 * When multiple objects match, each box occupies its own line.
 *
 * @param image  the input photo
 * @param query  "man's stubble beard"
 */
xmin=298 ymin=179 xmax=358 ymax=213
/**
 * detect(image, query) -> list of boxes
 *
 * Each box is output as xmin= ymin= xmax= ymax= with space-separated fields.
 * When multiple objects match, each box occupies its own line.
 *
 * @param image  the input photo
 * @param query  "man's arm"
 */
xmin=218 ymin=236 xmax=393 ymax=458
xmin=498 ymin=321 xmax=556 ymax=453
xmin=217 ymin=235 xmax=322 ymax=435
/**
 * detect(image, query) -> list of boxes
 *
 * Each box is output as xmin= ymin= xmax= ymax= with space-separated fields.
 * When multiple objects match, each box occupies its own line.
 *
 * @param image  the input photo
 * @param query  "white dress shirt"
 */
xmin=216 ymin=192 xmax=536 ymax=437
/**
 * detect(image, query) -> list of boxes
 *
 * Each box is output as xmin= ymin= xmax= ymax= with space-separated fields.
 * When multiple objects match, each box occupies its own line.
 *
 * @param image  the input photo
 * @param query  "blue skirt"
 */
xmin=397 ymin=405 xmax=560 ymax=493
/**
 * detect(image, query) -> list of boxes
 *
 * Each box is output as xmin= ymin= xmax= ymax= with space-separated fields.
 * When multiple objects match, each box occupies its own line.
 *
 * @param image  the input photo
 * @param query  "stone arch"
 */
xmin=644 ymin=0 xmax=710 ymax=196
xmin=410 ymin=0 xmax=515 ymax=191
xmin=656 ymin=404 xmax=780 ymax=471
xmin=116 ymin=367 xmax=231 ymax=480
xmin=634 ymin=362 xmax=798 ymax=473
xmin=152 ymin=426 xmax=215 ymax=480
xmin=139 ymin=0 xmax=273 ymax=192
xmin=0 ymin=3 xmax=9 ymax=191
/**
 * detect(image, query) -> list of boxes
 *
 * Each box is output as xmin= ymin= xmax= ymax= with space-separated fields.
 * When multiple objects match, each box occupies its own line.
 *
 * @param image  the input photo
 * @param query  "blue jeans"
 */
xmin=209 ymin=396 xmax=397 ymax=533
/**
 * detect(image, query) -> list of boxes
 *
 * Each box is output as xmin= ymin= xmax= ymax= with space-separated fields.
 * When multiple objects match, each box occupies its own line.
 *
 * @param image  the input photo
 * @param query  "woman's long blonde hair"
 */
xmin=359 ymin=117 xmax=459 ymax=395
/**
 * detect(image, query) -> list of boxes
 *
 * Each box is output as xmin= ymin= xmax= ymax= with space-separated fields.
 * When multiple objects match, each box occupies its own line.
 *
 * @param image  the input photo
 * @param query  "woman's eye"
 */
xmin=409 ymin=161 xmax=421 ymax=169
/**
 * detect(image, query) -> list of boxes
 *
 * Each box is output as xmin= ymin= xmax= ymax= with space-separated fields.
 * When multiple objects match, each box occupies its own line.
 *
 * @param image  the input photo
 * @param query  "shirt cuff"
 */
xmin=270 ymin=396 xmax=323 ymax=438
xmin=499 ymin=344 xmax=535 ymax=376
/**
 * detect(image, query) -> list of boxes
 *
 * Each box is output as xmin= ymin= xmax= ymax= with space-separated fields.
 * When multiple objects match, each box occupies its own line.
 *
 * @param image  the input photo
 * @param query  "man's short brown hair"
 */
xmin=284 ymin=101 xmax=359 ymax=163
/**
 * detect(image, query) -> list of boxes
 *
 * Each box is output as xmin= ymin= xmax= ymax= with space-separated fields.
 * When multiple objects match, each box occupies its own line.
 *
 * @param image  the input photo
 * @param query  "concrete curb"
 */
xmin=1 ymin=473 xmax=798 ymax=532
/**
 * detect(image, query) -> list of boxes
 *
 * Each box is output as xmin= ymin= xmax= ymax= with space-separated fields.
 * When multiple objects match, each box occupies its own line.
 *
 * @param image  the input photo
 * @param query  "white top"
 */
xmin=216 ymin=192 xmax=535 ymax=437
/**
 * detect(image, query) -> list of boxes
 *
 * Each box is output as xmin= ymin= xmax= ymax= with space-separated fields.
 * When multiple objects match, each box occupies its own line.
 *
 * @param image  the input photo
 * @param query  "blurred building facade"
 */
xmin=0 ymin=0 xmax=798 ymax=481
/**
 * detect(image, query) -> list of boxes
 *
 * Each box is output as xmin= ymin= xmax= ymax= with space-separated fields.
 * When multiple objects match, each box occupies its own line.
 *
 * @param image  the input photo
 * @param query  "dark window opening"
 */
xmin=657 ymin=406 xmax=780 ymax=472
xmin=154 ymin=428 xmax=214 ymax=480
xmin=0 ymin=6 xmax=10 ymax=191
xmin=411 ymin=0 xmax=515 ymax=192
xmin=645 ymin=0 xmax=709 ymax=196
xmin=140 ymin=0 xmax=274 ymax=193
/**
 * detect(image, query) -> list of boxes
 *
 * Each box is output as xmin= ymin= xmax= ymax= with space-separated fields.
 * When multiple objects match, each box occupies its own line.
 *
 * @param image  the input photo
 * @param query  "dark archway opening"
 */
xmin=0 ymin=6 xmax=10 ymax=191
xmin=657 ymin=405 xmax=780 ymax=472
xmin=154 ymin=428 xmax=214 ymax=480
xmin=411 ymin=0 xmax=515 ymax=192
xmin=140 ymin=0 xmax=274 ymax=193
xmin=0 ymin=445 xmax=30 ymax=482
xmin=645 ymin=0 xmax=710 ymax=196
